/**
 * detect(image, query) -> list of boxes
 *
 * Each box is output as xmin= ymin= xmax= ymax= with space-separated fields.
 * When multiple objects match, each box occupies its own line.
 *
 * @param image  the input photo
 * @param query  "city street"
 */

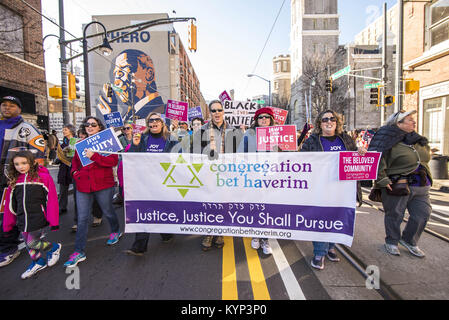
xmin=1 ymin=166 xmax=448 ymax=300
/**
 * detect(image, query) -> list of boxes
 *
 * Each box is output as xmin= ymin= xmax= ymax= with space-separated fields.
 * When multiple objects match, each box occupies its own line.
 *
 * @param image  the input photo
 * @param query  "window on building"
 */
xmin=425 ymin=0 xmax=449 ymax=49
xmin=423 ymin=96 xmax=447 ymax=148
xmin=0 ymin=4 xmax=24 ymax=59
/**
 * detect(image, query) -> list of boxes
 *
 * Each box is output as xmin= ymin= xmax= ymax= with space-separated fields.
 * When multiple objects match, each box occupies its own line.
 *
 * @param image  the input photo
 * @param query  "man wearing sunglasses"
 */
xmin=189 ymin=100 xmax=243 ymax=251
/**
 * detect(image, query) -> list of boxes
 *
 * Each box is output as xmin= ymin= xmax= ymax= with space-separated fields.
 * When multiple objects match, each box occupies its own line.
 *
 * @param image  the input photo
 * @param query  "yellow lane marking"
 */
xmin=243 ymin=238 xmax=271 ymax=300
xmin=222 ymin=236 xmax=238 ymax=300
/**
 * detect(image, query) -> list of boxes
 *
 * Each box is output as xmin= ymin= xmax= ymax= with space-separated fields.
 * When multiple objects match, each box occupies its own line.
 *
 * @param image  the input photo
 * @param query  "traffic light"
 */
xmin=49 ymin=86 xmax=62 ymax=99
xmin=325 ymin=78 xmax=333 ymax=93
xmin=384 ymin=95 xmax=394 ymax=106
xmin=188 ymin=20 xmax=197 ymax=52
xmin=68 ymin=72 xmax=80 ymax=101
xmin=370 ymin=88 xmax=379 ymax=105
xmin=405 ymin=79 xmax=420 ymax=94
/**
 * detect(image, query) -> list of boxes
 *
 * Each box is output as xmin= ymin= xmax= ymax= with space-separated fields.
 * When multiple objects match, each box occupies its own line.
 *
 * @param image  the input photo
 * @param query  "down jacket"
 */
xmin=3 ymin=166 xmax=59 ymax=233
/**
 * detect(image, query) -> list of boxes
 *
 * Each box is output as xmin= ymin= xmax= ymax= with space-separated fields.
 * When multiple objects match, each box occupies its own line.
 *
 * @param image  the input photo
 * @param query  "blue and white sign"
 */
xmin=188 ymin=106 xmax=203 ymax=121
xmin=75 ymin=128 xmax=123 ymax=166
xmin=104 ymin=111 xmax=124 ymax=128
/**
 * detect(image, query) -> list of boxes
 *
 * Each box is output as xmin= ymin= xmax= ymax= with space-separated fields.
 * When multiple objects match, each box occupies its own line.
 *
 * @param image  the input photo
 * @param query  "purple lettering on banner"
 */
xmin=125 ymin=200 xmax=355 ymax=236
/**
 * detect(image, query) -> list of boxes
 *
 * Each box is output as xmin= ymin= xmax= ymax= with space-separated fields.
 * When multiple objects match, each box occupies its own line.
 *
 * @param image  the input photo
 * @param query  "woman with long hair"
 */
xmin=64 ymin=116 xmax=122 ymax=267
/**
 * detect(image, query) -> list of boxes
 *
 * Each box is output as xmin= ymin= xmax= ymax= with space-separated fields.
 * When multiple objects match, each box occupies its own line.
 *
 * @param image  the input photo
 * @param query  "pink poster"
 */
xmin=268 ymin=107 xmax=289 ymax=125
xmin=339 ymin=152 xmax=382 ymax=180
xmin=166 ymin=99 xmax=188 ymax=121
xmin=219 ymin=90 xmax=232 ymax=102
xmin=256 ymin=125 xmax=297 ymax=151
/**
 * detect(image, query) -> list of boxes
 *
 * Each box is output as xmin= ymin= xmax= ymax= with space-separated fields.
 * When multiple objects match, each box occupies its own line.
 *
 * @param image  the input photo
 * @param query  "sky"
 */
xmin=41 ymin=0 xmax=398 ymax=102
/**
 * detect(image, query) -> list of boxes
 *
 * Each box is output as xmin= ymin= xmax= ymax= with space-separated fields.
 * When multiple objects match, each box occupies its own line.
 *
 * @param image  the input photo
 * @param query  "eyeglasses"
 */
xmin=257 ymin=115 xmax=271 ymax=120
xmin=123 ymin=127 xmax=132 ymax=130
xmin=148 ymin=118 xmax=162 ymax=123
xmin=210 ymin=109 xmax=223 ymax=113
xmin=321 ymin=117 xmax=336 ymax=123
xmin=84 ymin=122 xmax=98 ymax=127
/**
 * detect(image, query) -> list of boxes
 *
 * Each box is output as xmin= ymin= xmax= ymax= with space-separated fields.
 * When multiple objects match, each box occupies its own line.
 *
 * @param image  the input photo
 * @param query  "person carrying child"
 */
xmin=2 ymin=150 xmax=61 ymax=279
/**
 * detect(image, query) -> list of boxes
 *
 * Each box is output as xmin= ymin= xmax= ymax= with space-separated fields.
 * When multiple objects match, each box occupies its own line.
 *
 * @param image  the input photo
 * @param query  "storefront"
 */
xmin=419 ymin=80 xmax=449 ymax=155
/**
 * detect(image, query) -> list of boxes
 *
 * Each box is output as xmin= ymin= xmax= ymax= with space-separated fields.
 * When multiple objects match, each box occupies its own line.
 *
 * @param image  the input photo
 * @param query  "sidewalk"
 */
xmin=432 ymin=179 xmax=449 ymax=193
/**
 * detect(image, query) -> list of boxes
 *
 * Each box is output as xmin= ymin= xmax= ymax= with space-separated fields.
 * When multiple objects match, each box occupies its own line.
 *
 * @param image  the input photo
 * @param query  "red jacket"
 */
xmin=71 ymin=151 xmax=118 ymax=193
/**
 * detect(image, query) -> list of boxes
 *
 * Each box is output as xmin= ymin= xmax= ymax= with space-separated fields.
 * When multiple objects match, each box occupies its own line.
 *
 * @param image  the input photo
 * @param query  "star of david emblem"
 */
xmin=160 ymin=155 xmax=204 ymax=198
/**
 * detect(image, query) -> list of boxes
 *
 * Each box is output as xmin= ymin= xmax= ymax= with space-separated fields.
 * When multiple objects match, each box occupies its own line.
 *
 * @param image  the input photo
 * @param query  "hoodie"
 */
xmin=3 ymin=166 xmax=59 ymax=233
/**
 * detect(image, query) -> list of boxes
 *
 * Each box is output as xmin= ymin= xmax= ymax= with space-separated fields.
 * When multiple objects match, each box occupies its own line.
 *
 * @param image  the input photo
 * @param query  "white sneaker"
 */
xmin=21 ymin=258 xmax=47 ymax=279
xmin=260 ymin=239 xmax=273 ymax=255
xmin=251 ymin=238 xmax=260 ymax=250
xmin=46 ymin=243 xmax=62 ymax=267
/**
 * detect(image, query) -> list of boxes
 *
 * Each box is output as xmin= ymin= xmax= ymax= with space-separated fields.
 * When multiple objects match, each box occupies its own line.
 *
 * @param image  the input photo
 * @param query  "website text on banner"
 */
xmin=166 ymin=99 xmax=188 ymax=122
xmin=123 ymin=152 xmax=357 ymax=246
xmin=339 ymin=151 xmax=382 ymax=181
xmin=75 ymin=127 xmax=123 ymax=166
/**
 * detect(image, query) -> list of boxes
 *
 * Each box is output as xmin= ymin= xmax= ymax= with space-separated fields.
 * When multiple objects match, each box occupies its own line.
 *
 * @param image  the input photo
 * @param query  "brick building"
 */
xmin=0 ymin=0 xmax=47 ymax=129
xmin=403 ymin=0 xmax=449 ymax=155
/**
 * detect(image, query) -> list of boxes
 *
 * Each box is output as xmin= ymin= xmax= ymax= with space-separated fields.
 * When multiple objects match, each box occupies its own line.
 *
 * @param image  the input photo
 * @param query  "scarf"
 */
xmin=368 ymin=125 xmax=428 ymax=153
xmin=208 ymin=121 xmax=228 ymax=154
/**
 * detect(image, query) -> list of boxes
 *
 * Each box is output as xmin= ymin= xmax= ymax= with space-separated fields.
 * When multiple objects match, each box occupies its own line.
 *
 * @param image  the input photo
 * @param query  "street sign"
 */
xmin=364 ymin=82 xmax=381 ymax=89
xmin=331 ymin=65 xmax=351 ymax=80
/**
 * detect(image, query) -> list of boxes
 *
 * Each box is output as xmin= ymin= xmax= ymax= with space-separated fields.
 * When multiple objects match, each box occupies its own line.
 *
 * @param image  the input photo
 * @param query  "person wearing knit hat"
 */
xmin=237 ymin=107 xmax=277 ymax=255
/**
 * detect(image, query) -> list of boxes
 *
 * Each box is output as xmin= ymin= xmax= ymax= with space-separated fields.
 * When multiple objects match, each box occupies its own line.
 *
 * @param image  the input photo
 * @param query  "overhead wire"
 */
xmin=242 ymin=0 xmax=286 ymax=99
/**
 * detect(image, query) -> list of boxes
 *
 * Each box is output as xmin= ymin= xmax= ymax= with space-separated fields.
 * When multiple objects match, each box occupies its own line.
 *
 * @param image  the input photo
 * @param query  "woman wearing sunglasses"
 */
xmin=237 ymin=107 xmax=277 ymax=255
xmin=125 ymin=112 xmax=179 ymax=256
xmin=300 ymin=109 xmax=366 ymax=270
xmin=64 ymin=116 xmax=122 ymax=267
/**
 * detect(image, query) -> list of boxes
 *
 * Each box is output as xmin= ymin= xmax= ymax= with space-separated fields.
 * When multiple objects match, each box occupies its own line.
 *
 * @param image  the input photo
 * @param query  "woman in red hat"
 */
xmin=237 ymin=107 xmax=276 ymax=255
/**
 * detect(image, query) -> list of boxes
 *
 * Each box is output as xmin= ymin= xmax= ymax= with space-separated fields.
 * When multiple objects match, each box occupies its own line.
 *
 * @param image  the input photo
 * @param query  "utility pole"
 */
xmin=381 ymin=2 xmax=388 ymax=125
xmin=58 ymin=0 xmax=70 ymax=126
xmin=394 ymin=0 xmax=404 ymax=113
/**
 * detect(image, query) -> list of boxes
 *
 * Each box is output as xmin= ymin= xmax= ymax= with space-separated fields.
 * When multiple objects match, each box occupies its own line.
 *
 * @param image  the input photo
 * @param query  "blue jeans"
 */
xmin=75 ymin=187 xmax=120 ymax=254
xmin=312 ymin=241 xmax=335 ymax=257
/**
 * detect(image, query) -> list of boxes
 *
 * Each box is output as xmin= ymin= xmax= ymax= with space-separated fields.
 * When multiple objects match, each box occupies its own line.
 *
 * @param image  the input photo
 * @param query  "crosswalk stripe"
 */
xmin=242 ymin=238 xmax=271 ymax=300
xmin=222 ymin=236 xmax=238 ymax=300
xmin=269 ymin=239 xmax=306 ymax=300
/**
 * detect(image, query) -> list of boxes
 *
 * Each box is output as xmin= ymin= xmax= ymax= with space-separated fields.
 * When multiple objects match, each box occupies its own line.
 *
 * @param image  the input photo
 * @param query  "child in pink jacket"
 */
xmin=3 ymin=150 xmax=61 ymax=279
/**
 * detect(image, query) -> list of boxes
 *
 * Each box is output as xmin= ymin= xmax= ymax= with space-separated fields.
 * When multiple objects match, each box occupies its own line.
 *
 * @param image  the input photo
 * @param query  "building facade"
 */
xmin=403 ymin=0 xmax=449 ymax=156
xmin=0 ymin=0 xmax=48 ymax=129
xmin=272 ymin=54 xmax=291 ymax=108
xmin=89 ymin=13 xmax=206 ymax=122
xmin=290 ymin=0 xmax=340 ymax=126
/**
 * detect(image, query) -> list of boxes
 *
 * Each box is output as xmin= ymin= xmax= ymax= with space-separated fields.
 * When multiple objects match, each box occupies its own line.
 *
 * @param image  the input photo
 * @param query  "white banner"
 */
xmin=123 ymin=152 xmax=357 ymax=246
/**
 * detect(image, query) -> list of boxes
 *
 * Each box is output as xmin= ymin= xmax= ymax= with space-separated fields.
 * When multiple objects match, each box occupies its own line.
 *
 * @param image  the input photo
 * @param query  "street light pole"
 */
xmin=247 ymin=74 xmax=271 ymax=106
xmin=82 ymin=21 xmax=113 ymax=117
xmin=58 ymin=0 xmax=70 ymax=126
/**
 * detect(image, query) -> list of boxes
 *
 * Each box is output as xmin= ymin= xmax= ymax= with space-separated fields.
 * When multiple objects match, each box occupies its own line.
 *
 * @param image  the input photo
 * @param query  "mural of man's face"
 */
xmin=113 ymin=53 xmax=132 ymax=104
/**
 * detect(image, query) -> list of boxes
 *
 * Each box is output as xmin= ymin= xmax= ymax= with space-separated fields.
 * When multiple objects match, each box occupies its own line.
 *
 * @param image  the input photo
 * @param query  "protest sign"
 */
xmin=339 ymin=152 xmax=381 ymax=181
xmin=67 ymin=137 xmax=78 ymax=157
xmin=123 ymin=152 xmax=357 ymax=246
xmin=132 ymin=124 xmax=147 ymax=134
xmin=166 ymin=99 xmax=188 ymax=122
xmin=256 ymin=125 xmax=297 ymax=151
xmin=219 ymin=90 xmax=232 ymax=102
xmin=223 ymin=100 xmax=258 ymax=127
xmin=269 ymin=107 xmax=289 ymax=125
xmin=104 ymin=111 xmax=124 ymax=128
xmin=188 ymin=106 xmax=203 ymax=121
xmin=75 ymin=128 xmax=123 ymax=166
xmin=135 ymin=118 xmax=147 ymax=127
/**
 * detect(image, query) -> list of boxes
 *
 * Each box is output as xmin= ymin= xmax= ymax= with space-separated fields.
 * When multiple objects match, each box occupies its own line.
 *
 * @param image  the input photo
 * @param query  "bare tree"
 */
xmin=299 ymin=48 xmax=349 ymax=118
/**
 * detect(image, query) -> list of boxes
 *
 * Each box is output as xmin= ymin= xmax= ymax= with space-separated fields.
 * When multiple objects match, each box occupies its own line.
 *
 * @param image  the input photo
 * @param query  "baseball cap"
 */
xmin=1 ymin=96 xmax=23 ymax=109
xmin=386 ymin=109 xmax=417 ymax=124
